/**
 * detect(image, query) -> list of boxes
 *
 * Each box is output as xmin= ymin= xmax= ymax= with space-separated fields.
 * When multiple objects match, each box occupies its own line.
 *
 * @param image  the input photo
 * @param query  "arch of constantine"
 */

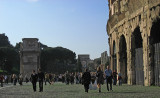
xmin=107 ymin=0 xmax=160 ymax=86
xmin=20 ymin=38 xmax=40 ymax=79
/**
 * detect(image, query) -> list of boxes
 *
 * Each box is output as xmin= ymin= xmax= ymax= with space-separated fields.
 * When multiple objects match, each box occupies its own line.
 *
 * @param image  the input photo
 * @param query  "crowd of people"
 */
xmin=0 ymin=73 xmax=24 ymax=87
xmin=0 ymin=66 xmax=123 ymax=93
xmin=82 ymin=66 xmax=122 ymax=93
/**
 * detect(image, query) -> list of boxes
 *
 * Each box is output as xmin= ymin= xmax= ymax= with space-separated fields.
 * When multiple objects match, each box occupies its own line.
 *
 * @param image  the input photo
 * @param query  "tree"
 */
xmin=0 ymin=33 xmax=13 ymax=47
xmin=0 ymin=33 xmax=19 ymax=74
xmin=0 ymin=47 xmax=19 ymax=74
xmin=40 ymin=46 xmax=77 ymax=74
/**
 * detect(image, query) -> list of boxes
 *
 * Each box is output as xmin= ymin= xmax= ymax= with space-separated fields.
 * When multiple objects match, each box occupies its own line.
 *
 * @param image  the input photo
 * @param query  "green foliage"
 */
xmin=0 ymin=47 xmax=20 ymax=74
xmin=0 ymin=33 xmax=13 ymax=47
xmin=40 ymin=42 xmax=48 ymax=49
xmin=41 ymin=46 xmax=77 ymax=74
xmin=12 ymin=67 xmax=19 ymax=74
xmin=0 ymin=33 xmax=20 ymax=74
xmin=0 ymin=33 xmax=77 ymax=74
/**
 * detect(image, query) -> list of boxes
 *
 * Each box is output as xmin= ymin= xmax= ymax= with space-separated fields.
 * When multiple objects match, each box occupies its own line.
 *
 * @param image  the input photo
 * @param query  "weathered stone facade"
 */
xmin=101 ymin=51 xmax=109 ymax=71
xmin=107 ymin=0 xmax=160 ymax=86
xmin=78 ymin=54 xmax=90 ymax=72
xmin=20 ymin=38 xmax=40 ymax=79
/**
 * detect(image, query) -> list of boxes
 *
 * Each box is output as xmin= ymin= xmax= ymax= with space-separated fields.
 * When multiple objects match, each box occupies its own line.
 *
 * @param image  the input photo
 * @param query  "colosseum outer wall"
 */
xmin=107 ymin=0 xmax=160 ymax=86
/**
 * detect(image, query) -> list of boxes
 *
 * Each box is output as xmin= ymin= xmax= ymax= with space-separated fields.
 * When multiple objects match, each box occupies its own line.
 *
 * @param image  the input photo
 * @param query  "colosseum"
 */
xmin=107 ymin=0 xmax=160 ymax=86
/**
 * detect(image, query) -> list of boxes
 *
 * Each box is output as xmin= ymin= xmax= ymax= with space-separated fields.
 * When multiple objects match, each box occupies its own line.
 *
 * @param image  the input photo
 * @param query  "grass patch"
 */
xmin=0 ymin=83 xmax=160 ymax=98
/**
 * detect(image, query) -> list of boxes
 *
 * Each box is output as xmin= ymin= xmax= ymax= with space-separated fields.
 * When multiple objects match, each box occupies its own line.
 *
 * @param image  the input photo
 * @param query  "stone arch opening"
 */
xmin=119 ymin=35 xmax=127 ymax=83
xmin=132 ymin=27 xmax=144 ymax=85
xmin=113 ymin=41 xmax=117 ymax=71
xmin=150 ymin=19 xmax=160 ymax=44
xmin=150 ymin=18 xmax=160 ymax=86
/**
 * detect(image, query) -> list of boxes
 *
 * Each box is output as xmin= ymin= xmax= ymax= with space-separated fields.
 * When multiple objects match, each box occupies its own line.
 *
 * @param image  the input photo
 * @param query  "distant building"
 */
xmin=101 ymin=51 xmax=109 ymax=71
xmin=87 ymin=60 xmax=95 ymax=72
xmin=93 ymin=57 xmax=101 ymax=70
xmin=78 ymin=54 xmax=90 ymax=72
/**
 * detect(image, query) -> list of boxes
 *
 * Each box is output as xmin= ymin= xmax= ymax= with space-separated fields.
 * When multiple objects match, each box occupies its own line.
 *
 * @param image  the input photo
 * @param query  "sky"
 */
xmin=0 ymin=0 xmax=109 ymax=59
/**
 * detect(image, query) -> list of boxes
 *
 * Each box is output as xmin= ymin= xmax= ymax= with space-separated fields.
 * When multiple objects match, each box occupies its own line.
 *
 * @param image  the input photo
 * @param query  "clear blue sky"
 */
xmin=0 ymin=0 xmax=109 ymax=59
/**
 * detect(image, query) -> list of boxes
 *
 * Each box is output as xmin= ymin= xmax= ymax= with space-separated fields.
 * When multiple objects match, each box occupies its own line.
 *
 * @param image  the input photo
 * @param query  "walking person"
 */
xmin=4 ymin=75 xmax=8 ymax=84
xmin=113 ymin=70 xmax=117 ymax=85
xmin=104 ymin=66 xmax=113 ymax=91
xmin=118 ymin=71 xmax=122 ymax=86
xmin=65 ymin=71 xmax=70 ymax=85
xmin=12 ymin=74 xmax=17 ymax=85
xmin=96 ymin=67 xmax=104 ymax=93
xmin=31 ymin=70 xmax=38 ymax=92
xmin=0 ymin=75 xmax=4 ymax=87
xmin=82 ymin=69 xmax=91 ymax=93
xmin=38 ymin=68 xmax=45 ymax=92
xmin=19 ymin=74 xmax=23 ymax=85
xmin=70 ymin=73 xmax=74 ymax=84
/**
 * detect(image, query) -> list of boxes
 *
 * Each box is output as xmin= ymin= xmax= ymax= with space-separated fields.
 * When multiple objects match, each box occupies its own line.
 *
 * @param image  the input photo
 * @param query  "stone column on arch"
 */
xmin=127 ymin=35 xmax=136 ymax=85
xmin=142 ymin=35 xmax=150 ymax=86
xmin=127 ymin=48 xmax=136 ymax=85
xmin=142 ymin=10 xmax=151 ymax=86
xmin=116 ymin=51 xmax=120 ymax=75
xmin=116 ymin=37 xmax=120 ymax=76
xmin=109 ymin=39 xmax=114 ymax=70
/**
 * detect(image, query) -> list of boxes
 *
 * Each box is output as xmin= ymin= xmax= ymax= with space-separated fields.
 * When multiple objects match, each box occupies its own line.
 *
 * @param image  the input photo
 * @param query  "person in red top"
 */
xmin=0 ymin=75 xmax=4 ymax=87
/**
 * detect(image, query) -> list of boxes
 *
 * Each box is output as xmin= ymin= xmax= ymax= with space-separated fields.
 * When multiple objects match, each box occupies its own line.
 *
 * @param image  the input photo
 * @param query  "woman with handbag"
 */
xmin=96 ymin=66 xmax=104 ymax=93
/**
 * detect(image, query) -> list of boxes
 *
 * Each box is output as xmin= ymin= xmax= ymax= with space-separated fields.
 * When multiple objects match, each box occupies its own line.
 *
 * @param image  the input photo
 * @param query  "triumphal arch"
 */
xmin=107 ymin=0 xmax=160 ymax=86
xmin=20 ymin=38 xmax=40 ymax=79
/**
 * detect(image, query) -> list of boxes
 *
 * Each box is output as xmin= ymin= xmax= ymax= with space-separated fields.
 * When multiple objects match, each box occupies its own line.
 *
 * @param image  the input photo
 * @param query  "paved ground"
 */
xmin=0 ymin=82 xmax=160 ymax=98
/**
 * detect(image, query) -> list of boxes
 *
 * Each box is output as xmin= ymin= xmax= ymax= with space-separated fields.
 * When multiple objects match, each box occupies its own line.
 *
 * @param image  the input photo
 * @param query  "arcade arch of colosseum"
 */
xmin=107 ymin=0 xmax=160 ymax=86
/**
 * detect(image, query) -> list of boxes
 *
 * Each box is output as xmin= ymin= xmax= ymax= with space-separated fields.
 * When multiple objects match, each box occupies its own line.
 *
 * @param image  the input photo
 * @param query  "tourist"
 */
xmin=96 ymin=67 xmax=104 ymax=93
xmin=38 ymin=68 xmax=45 ymax=92
xmin=104 ymin=66 xmax=113 ymax=91
xmin=12 ymin=74 xmax=17 ymax=85
xmin=70 ymin=73 xmax=74 ymax=84
xmin=79 ymin=73 xmax=82 ymax=84
xmin=4 ymin=75 xmax=8 ymax=84
xmin=82 ymin=69 xmax=91 ymax=93
xmin=90 ymin=72 xmax=97 ymax=90
xmin=50 ymin=74 xmax=54 ymax=85
xmin=25 ymin=74 xmax=29 ymax=83
xmin=44 ymin=73 xmax=48 ymax=85
xmin=65 ymin=71 xmax=70 ymax=85
xmin=31 ymin=70 xmax=38 ymax=92
xmin=118 ymin=71 xmax=122 ymax=86
xmin=113 ymin=70 xmax=117 ymax=85
xmin=0 ymin=75 xmax=4 ymax=87
xmin=10 ymin=74 xmax=13 ymax=83
xmin=49 ymin=73 xmax=52 ymax=85
xmin=19 ymin=74 xmax=23 ymax=85
xmin=91 ymin=73 xmax=96 ymax=85
xmin=62 ymin=74 xmax=65 ymax=83
xmin=75 ymin=72 xmax=79 ymax=84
